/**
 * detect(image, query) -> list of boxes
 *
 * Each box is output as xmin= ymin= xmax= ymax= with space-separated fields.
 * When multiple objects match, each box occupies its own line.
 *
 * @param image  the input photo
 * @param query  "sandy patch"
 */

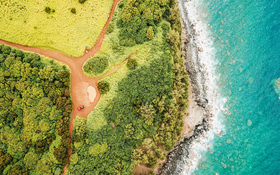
xmin=182 ymin=84 xmax=205 ymax=137
xmin=133 ymin=165 xmax=153 ymax=175
xmin=87 ymin=86 xmax=96 ymax=103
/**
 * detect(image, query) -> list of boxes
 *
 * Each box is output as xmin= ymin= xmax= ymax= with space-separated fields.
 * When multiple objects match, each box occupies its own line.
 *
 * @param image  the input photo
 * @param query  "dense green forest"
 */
xmin=0 ymin=45 xmax=72 ymax=175
xmin=68 ymin=0 xmax=188 ymax=174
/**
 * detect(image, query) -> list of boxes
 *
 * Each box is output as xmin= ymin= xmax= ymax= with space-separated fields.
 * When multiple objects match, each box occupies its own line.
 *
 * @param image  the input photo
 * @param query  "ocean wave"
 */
xmin=179 ymin=0 xmax=227 ymax=174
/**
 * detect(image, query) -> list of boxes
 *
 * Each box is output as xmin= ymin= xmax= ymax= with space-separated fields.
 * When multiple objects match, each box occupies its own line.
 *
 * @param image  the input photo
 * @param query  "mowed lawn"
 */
xmin=0 ymin=0 xmax=113 ymax=57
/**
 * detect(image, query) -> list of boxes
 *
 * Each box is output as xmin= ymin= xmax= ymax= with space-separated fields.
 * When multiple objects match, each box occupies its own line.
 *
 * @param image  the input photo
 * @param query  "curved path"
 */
xmin=0 ymin=0 xmax=122 ymax=174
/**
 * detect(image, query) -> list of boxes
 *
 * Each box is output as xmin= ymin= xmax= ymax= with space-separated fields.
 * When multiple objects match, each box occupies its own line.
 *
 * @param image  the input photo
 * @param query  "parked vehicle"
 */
xmin=78 ymin=105 xmax=84 ymax=111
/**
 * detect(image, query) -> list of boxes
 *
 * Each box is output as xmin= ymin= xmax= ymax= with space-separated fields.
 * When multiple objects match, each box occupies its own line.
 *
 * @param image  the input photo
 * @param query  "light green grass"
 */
xmin=86 ymin=65 xmax=128 ymax=131
xmin=0 ymin=0 xmax=113 ymax=57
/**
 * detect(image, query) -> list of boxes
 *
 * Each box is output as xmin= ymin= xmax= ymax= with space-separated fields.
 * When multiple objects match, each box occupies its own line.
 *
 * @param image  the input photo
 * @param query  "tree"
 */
xmin=35 ymin=158 xmax=53 ymax=174
xmin=97 ymin=81 xmax=110 ymax=94
xmin=79 ymin=0 xmax=87 ymax=4
xmin=147 ymin=150 xmax=157 ymax=167
xmin=131 ymin=148 xmax=148 ymax=165
xmin=125 ymin=123 xmax=135 ymax=137
xmin=70 ymin=8 xmax=76 ymax=14
xmin=24 ymin=152 xmax=39 ymax=169
xmin=8 ymin=165 xmax=28 ymax=175
xmin=146 ymin=26 xmax=154 ymax=39
xmin=45 ymin=7 xmax=51 ymax=14
xmin=127 ymin=58 xmax=137 ymax=70
xmin=0 ymin=149 xmax=13 ymax=172
xmin=153 ymin=96 xmax=166 ymax=114
xmin=89 ymin=143 xmax=108 ymax=156
xmin=140 ymin=103 xmax=156 ymax=125
xmin=70 ymin=153 xmax=79 ymax=164
xmin=54 ymin=145 xmax=67 ymax=163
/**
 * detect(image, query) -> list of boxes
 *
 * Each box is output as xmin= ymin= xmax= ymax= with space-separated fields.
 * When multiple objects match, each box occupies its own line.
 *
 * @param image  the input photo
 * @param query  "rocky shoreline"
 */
xmin=157 ymin=0 xmax=211 ymax=174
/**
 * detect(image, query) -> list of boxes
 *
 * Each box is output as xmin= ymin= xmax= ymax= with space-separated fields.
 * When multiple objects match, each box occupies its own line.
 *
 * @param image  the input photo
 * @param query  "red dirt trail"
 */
xmin=0 ymin=0 xmax=121 ymax=174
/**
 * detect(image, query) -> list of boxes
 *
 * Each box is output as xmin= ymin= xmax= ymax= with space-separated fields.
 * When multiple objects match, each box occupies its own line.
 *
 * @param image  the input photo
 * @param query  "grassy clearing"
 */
xmin=0 ymin=0 xmax=113 ymax=57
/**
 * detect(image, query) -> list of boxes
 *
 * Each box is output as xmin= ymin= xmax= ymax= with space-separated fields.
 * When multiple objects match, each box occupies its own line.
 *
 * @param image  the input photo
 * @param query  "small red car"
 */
xmin=78 ymin=105 xmax=84 ymax=111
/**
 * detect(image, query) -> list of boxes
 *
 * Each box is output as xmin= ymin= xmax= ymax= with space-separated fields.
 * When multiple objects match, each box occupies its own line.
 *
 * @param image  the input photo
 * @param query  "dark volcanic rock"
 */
xmin=157 ymin=119 xmax=209 ymax=175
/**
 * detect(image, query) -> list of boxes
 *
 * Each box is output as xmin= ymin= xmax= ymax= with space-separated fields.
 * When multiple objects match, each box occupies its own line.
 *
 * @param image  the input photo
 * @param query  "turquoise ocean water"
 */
xmin=190 ymin=0 xmax=280 ymax=174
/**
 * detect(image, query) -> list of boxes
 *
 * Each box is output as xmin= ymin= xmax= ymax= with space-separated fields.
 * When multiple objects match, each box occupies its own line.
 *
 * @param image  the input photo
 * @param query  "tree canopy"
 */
xmin=0 ymin=45 xmax=72 ymax=174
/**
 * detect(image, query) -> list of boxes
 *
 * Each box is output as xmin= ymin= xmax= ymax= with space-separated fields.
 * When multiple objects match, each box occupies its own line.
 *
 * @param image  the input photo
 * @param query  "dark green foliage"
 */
xmin=97 ymin=81 xmax=110 ymax=94
xmin=35 ymin=135 xmax=55 ymax=154
xmin=106 ymin=22 xmax=115 ymax=34
xmin=79 ymin=0 xmax=87 ymax=4
xmin=117 ymin=0 xmax=169 ymax=46
xmin=0 ymin=45 xmax=72 ymax=174
xmin=83 ymin=55 xmax=109 ymax=76
xmin=7 ymin=165 xmax=27 ymax=175
xmin=132 ymin=97 xmax=142 ymax=115
xmin=1 ymin=45 xmax=11 ymax=58
xmin=54 ymin=146 xmax=68 ymax=163
xmin=127 ymin=58 xmax=137 ymax=70
xmin=45 ymin=7 xmax=55 ymax=14
xmin=45 ymin=7 xmax=51 ymax=14
xmin=0 ymin=149 xmax=13 ymax=172
xmin=161 ymin=21 xmax=171 ymax=36
xmin=70 ymin=8 xmax=76 ymax=14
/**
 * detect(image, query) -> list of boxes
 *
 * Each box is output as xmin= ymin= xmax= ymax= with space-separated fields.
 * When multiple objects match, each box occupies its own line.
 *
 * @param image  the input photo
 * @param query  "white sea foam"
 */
xmin=179 ymin=0 xmax=227 ymax=174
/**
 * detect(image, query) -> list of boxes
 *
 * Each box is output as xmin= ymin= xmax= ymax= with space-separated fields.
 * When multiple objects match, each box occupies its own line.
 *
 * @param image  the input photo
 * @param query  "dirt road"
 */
xmin=0 ymin=0 xmax=121 ymax=173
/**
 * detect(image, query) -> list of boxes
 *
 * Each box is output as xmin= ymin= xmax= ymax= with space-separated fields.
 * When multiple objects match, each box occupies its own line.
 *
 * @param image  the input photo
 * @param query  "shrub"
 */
xmin=106 ymin=23 xmax=114 ymax=34
xmin=79 ymin=0 xmax=86 ymax=4
xmin=45 ymin=7 xmax=55 ymax=14
xmin=83 ymin=55 xmax=109 ymax=76
xmin=146 ymin=26 xmax=154 ymax=39
xmin=71 ymin=8 xmax=76 ymax=14
xmin=97 ymin=81 xmax=110 ymax=94
xmin=127 ymin=58 xmax=137 ymax=70
xmin=45 ymin=7 xmax=51 ymax=14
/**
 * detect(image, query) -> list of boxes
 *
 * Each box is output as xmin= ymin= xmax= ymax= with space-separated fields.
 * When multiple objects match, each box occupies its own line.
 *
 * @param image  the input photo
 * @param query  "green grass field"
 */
xmin=0 ymin=0 xmax=113 ymax=57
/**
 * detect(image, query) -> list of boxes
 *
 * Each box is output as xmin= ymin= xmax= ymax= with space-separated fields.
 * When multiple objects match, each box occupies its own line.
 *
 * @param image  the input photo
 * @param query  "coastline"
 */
xmin=157 ymin=0 xmax=211 ymax=174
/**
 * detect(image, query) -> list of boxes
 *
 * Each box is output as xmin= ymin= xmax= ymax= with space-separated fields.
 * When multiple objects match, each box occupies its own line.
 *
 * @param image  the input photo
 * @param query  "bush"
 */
xmin=146 ymin=26 xmax=154 ymax=39
xmin=97 ymin=81 xmax=110 ymax=94
xmin=127 ymin=58 xmax=137 ymax=70
xmin=106 ymin=23 xmax=114 ymax=34
xmin=44 ymin=7 xmax=55 ymax=14
xmin=71 ymin=8 xmax=76 ymax=14
xmin=45 ymin=7 xmax=51 ymax=14
xmin=83 ymin=55 xmax=109 ymax=76
xmin=79 ymin=0 xmax=86 ymax=4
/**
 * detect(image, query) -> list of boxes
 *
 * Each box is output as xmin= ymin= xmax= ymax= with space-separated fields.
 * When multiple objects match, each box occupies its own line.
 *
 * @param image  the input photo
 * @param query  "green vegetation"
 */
xmin=97 ymin=81 xmax=110 ymax=94
xmin=70 ymin=8 xmax=77 ymax=14
xmin=0 ymin=0 xmax=188 ymax=174
xmin=69 ymin=0 xmax=188 ymax=174
xmin=126 ymin=58 xmax=138 ymax=69
xmin=0 ymin=0 xmax=113 ymax=57
xmin=83 ymin=55 xmax=109 ymax=77
xmin=0 ymin=45 xmax=72 ymax=174
xmin=79 ymin=0 xmax=87 ymax=4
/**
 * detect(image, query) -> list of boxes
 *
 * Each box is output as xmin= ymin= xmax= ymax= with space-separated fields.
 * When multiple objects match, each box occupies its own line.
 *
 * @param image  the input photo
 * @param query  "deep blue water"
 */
xmin=193 ymin=0 xmax=280 ymax=174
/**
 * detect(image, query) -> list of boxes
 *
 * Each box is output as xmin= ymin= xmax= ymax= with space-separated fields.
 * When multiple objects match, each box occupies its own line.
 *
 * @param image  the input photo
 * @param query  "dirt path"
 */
xmin=0 ymin=0 xmax=121 ymax=174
